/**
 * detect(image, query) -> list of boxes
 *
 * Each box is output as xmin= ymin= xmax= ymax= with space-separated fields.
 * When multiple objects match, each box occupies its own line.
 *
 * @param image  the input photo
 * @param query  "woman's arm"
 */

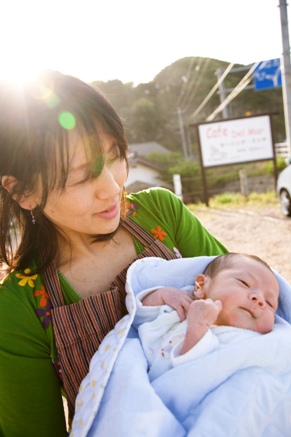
xmin=0 ymin=278 xmax=68 ymax=437
xmin=127 ymin=188 xmax=228 ymax=258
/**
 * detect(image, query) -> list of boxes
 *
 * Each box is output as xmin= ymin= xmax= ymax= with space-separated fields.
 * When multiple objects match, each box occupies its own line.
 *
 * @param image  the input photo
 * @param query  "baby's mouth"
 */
xmin=241 ymin=307 xmax=255 ymax=318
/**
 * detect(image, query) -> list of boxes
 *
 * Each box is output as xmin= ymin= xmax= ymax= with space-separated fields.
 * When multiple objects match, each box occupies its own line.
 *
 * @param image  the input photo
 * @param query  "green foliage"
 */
xmin=145 ymin=152 xmax=184 ymax=183
xmin=169 ymin=160 xmax=201 ymax=176
xmin=126 ymin=98 xmax=166 ymax=143
xmin=263 ymin=156 xmax=287 ymax=174
xmin=188 ymin=190 xmax=278 ymax=209
xmin=205 ymin=158 xmax=284 ymax=187
xmin=146 ymin=151 xmax=183 ymax=166
xmin=206 ymin=166 xmax=239 ymax=186
xmin=210 ymin=192 xmax=243 ymax=205
xmin=247 ymin=191 xmax=278 ymax=204
xmin=91 ymin=58 xmax=286 ymax=203
xmin=145 ymin=151 xmax=282 ymax=203
xmin=90 ymin=56 xmax=286 ymax=152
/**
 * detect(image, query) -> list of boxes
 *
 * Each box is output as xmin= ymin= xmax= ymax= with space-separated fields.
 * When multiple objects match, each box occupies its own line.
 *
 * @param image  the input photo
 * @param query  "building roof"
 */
xmin=128 ymin=141 xmax=170 ymax=157
xmin=126 ymin=141 xmax=172 ymax=193
xmin=128 ymin=154 xmax=163 ymax=170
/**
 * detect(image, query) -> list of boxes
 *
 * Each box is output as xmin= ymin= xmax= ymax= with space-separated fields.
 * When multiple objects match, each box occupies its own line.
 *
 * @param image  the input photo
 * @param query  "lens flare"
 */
xmin=38 ymin=85 xmax=61 ymax=108
xmin=58 ymin=111 xmax=76 ymax=130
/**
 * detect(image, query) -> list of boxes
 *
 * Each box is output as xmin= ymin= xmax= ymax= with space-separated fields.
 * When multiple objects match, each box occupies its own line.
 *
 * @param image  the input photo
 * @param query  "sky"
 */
xmin=0 ymin=0 xmax=288 ymax=86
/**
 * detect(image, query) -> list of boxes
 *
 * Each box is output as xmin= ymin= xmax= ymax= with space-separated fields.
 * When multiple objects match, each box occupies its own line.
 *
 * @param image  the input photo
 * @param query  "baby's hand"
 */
xmin=180 ymin=299 xmax=222 ymax=355
xmin=187 ymin=299 xmax=222 ymax=329
xmin=142 ymin=287 xmax=194 ymax=321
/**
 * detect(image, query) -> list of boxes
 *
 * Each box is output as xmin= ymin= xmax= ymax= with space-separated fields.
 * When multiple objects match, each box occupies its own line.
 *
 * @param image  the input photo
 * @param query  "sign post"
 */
xmin=192 ymin=114 xmax=277 ymax=206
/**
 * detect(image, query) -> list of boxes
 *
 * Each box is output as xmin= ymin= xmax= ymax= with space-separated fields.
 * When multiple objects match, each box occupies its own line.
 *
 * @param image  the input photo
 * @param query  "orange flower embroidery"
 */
xmin=151 ymin=226 xmax=167 ymax=241
xmin=34 ymin=285 xmax=50 ymax=307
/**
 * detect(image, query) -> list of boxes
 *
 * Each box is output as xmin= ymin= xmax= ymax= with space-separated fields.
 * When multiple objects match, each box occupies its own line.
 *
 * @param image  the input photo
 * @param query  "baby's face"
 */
xmin=203 ymin=257 xmax=279 ymax=334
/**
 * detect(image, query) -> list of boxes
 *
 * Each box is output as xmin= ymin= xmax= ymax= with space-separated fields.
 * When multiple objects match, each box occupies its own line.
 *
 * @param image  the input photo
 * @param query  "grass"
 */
xmin=205 ymin=157 xmax=287 ymax=188
xmin=187 ymin=190 xmax=279 ymax=210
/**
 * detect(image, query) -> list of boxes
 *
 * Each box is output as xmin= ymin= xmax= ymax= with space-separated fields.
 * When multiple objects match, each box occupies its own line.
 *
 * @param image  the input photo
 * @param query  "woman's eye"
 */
xmin=67 ymin=173 xmax=92 ymax=186
xmin=107 ymin=145 xmax=121 ymax=162
xmin=80 ymin=174 xmax=93 ymax=183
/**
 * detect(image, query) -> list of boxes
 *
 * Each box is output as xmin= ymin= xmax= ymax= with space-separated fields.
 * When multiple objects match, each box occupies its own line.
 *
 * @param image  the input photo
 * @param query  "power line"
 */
xmin=206 ymin=62 xmax=259 ymax=121
xmin=176 ymin=57 xmax=197 ymax=108
xmin=181 ymin=58 xmax=210 ymax=112
xmin=189 ymin=62 xmax=235 ymax=121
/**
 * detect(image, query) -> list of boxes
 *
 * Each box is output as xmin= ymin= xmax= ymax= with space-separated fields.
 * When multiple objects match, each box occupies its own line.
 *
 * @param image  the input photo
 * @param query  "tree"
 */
xmin=126 ymin=98 xmax=165 ymax=143
xmin=89 ymin=56 xmax=286 ymax=150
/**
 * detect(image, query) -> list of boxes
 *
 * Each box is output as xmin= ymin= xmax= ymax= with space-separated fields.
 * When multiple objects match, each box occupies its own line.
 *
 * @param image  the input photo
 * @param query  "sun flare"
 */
xmin=0 ymin=61 xmax=45 ymax=86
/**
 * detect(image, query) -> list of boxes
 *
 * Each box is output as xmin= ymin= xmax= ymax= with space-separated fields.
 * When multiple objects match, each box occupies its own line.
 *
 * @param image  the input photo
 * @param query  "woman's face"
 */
xmin=42 ymin=132 xmax=128 ymax=239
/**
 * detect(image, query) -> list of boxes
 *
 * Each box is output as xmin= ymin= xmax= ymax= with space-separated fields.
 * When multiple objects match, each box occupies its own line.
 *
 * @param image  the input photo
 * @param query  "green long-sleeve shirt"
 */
xmin=0 ymin=188 xmax=227 ymax=437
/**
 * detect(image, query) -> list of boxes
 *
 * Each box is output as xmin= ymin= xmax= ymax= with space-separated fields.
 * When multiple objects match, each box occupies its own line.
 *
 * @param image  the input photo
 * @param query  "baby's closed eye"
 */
xmin=238 ymin=279 xmax=250 ymax=287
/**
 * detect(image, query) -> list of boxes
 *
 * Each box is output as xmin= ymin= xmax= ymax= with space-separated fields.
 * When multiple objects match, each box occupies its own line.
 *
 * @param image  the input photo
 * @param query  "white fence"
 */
xmin=275 ymin=142 xmax=289 ymax=157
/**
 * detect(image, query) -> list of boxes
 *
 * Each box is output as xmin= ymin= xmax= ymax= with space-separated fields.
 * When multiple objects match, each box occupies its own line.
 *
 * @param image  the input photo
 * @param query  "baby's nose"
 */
xmin=249 ymin=292 xmax=265 ymax=308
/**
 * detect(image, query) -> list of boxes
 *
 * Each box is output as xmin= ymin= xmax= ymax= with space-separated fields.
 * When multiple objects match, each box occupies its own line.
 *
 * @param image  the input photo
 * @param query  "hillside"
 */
xmin=92 ymin=56 xmax=285 ymax=152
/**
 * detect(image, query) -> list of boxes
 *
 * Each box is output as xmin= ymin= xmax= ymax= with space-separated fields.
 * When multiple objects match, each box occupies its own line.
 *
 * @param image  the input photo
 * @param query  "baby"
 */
xmin=134 ymin=253 xmax=279 ymax=379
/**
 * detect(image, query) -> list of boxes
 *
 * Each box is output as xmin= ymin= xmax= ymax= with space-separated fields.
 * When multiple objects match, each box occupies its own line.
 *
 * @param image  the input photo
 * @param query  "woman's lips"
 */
xmin=95 ymin=203 xmax=119 ymax=219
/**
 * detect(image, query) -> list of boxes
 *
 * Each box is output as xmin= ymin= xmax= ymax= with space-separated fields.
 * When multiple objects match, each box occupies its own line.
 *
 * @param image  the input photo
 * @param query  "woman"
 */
xmin=0 ymin=70 xmax=227 ymax=436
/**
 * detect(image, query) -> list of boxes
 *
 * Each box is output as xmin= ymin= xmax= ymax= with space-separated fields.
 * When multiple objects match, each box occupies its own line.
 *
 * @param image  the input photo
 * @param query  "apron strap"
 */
xmin=111 ymin=219 xmax=177 ymax=313
xmin=51 ymin=288 xmax=123 ymax=420
xmin=42 ymin=261 xmax=65 ymax=308
xmin=121 ymin=217 xmax=156 ymax=247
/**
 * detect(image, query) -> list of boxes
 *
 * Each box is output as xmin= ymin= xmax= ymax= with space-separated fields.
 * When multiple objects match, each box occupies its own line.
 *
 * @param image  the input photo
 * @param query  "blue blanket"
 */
xmin=70 ymin=256 xmax=291 ymax=437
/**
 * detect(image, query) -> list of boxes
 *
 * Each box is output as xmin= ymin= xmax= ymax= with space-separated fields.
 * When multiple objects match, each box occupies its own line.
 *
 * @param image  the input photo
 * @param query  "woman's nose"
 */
xmin=93 ymin=166 xmax=121 ymax=199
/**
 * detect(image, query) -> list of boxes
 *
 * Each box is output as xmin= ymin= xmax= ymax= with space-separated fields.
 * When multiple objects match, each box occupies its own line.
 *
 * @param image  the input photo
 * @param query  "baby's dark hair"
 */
xmin=203 ymin=252 xmax=273 ymax=277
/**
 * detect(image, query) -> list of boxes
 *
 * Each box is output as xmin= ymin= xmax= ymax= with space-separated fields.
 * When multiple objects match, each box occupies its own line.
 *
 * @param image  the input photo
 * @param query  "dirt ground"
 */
xmin=190 ymin=204 xmax=291 ymax=284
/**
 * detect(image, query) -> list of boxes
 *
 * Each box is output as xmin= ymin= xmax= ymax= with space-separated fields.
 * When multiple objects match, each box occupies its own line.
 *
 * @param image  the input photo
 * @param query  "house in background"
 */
xmin=125 ymin=141 xmax=172 ymax=193
xmin=128 ymin=141 xmax=170 ymax=157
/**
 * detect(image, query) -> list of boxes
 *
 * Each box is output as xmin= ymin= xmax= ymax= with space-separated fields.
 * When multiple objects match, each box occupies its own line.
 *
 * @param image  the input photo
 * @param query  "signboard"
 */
xmin=253 ymin=59 xmax=282 ymax=91
xmin=197 ymin=115 xmax=273 ymax=168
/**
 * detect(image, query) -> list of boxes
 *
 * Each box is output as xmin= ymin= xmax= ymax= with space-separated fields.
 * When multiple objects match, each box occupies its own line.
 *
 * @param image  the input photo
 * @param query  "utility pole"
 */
xmin=176 ymin=106 xmax=188 ymax=159
xmin=215 ymin=69 xmax=229 ymax=119
xmin=279 ymin=0 xmax=291 ymax=156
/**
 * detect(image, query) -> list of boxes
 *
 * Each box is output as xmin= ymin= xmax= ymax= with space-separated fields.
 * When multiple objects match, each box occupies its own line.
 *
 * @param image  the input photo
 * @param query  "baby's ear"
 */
xmin=194 ymin=274 xmax=206 ymax=299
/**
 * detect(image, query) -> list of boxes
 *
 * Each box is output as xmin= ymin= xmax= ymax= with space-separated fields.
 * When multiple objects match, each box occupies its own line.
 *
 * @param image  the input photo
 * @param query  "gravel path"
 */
xmin=190 ymin=205 xmax=291 ymax=284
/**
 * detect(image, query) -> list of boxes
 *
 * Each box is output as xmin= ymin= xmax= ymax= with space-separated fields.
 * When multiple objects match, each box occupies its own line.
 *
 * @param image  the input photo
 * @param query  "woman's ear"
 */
xmin=194 ymin=274 xmax=206 ymax=299
xmin=1 ymin=175 xmax=38 ymax=210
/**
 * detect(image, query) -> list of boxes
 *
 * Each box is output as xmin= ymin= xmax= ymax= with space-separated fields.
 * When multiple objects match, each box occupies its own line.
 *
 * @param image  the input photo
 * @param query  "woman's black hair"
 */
xmin=0 ymin=70 xmax=128 ymax=273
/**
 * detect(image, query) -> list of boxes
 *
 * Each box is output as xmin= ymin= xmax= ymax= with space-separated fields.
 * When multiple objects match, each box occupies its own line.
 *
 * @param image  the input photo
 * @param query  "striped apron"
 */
xmin=43 ymin=218 xmax=178 ymax=421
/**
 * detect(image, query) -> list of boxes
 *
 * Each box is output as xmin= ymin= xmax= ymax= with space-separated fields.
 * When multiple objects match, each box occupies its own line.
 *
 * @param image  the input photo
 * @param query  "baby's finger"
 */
xmin=177 ymin=298 xmax=192 ymax=320
xmin=181 ymin=298 xmax=191 ymax=315
xmin=214 ymin=300 xmax=222 ymax=310
xmin=176 ymin=305 xmax=187 ymax=321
